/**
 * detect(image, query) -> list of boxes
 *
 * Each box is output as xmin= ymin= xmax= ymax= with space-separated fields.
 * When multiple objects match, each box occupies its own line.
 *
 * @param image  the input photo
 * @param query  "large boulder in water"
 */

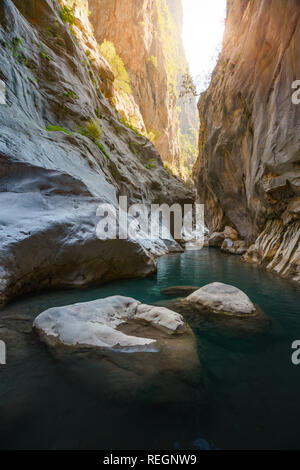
xmin=33 ymin=296 xmax=206 ymax=405
xmin=186 ymin=282 xmax=256 ymax=316
xmin=156 ymin=283 xmax=270 ymax=333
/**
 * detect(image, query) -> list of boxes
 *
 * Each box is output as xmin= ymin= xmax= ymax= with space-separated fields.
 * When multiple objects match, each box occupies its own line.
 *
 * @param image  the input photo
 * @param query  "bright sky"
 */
xmin=182 ymin=0 xmax=227 ymax=92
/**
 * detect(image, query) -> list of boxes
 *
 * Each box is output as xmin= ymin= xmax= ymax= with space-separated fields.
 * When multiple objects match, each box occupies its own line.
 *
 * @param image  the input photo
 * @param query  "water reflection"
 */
xmin=0 ymin=248 xmax=300 ymax=449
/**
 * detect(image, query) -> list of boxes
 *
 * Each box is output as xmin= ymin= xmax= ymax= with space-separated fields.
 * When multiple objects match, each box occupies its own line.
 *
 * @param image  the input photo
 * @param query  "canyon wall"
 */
xmin=88 ymin=0 xmax=198 ymax=170
xmin=194 ymin=0 xmax=300 ymax=281
xmin=0 ymin=0 xmax=194 ymax=305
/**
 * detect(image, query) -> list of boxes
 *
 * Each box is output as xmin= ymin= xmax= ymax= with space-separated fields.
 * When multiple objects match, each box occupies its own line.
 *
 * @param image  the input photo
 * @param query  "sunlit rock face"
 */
xmin=88 ymin=0 xmax=197 ymax=168
xmin=0 ymin=0 xmax=194 ymax=304
xmin=194 ymin=0 xmax=300 ymax=280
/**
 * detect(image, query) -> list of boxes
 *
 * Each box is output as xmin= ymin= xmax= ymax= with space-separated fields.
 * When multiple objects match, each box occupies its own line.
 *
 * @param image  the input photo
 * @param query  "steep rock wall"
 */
xmin=0 ymin=0 xmax=194 ymax=305
xmin=88 ymin=0 xmax=198 ymax=169
xmin=244 ymin=219 xmax=300 ymax=282
xmin=194 ymin=0 xmax=300 ymax=280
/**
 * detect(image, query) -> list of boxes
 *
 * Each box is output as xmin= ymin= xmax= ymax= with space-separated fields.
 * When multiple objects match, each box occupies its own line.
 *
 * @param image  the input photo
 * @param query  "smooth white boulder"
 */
xmin=186 ymin=282 xmax=256 ymax=316
xmin=34 ymin=295 xmax=186 ymax=352
xmin=135 ymin=304 xmax=186 ymax=334
xmin=33 ymin=295 xmax=204 ymax=405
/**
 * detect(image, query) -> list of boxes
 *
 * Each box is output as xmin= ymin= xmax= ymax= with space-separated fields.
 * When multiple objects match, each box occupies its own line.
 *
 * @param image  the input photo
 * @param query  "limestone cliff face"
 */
xmin=243 ymin=219 xmax=300 ymax=282
xmin=194 ymin=0 xmax=300 ymax=280
xmin=0 ymin=0 xmax=194 ymax=304
xmin=88 ymin=0 xmax=197 ymax=169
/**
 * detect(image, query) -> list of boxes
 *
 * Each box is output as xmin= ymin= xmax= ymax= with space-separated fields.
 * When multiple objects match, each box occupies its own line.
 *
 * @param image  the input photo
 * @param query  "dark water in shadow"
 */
xmin=0 ymin=248 xmax=300 ymax=449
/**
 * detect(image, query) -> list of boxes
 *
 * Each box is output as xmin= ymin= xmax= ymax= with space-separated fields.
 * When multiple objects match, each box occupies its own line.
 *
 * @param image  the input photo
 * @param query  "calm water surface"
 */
xmin=0 ymin=248 xmax=300 ymax=450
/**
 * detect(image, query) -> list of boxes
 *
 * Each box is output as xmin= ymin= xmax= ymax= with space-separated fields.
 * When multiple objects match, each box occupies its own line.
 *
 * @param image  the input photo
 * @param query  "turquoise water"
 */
xmin=1 ymin=248 xmax=300 ymax=449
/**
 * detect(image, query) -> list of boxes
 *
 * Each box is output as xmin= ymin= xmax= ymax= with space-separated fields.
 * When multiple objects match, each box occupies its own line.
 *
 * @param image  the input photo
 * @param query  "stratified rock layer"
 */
xmin=243 ymin=219 xmax=300 ymax=282
xmin=0 ymin=0 xmax=194 ymax=304
xmin=194 ymin=0 xmax=300 ymax=280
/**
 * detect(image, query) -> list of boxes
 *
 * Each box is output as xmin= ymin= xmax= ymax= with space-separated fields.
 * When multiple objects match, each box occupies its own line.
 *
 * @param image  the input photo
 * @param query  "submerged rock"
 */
xmin=161 ymin=286 xmax=200 ymax=296
xmin=33 ymin=296 xmax=205 ymax=404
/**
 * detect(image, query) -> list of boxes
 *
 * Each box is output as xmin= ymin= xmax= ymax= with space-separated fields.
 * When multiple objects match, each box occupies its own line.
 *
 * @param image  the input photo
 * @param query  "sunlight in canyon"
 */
xmin=182 ymin=0 xmax=227 ymax=92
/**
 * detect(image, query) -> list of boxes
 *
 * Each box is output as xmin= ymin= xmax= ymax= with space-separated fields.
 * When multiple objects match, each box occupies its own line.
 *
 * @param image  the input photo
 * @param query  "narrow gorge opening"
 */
xmin=182 ymin=0 xmax=226 ymax=93
xmin=178 ymin=0 xmax=227 ymax=185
